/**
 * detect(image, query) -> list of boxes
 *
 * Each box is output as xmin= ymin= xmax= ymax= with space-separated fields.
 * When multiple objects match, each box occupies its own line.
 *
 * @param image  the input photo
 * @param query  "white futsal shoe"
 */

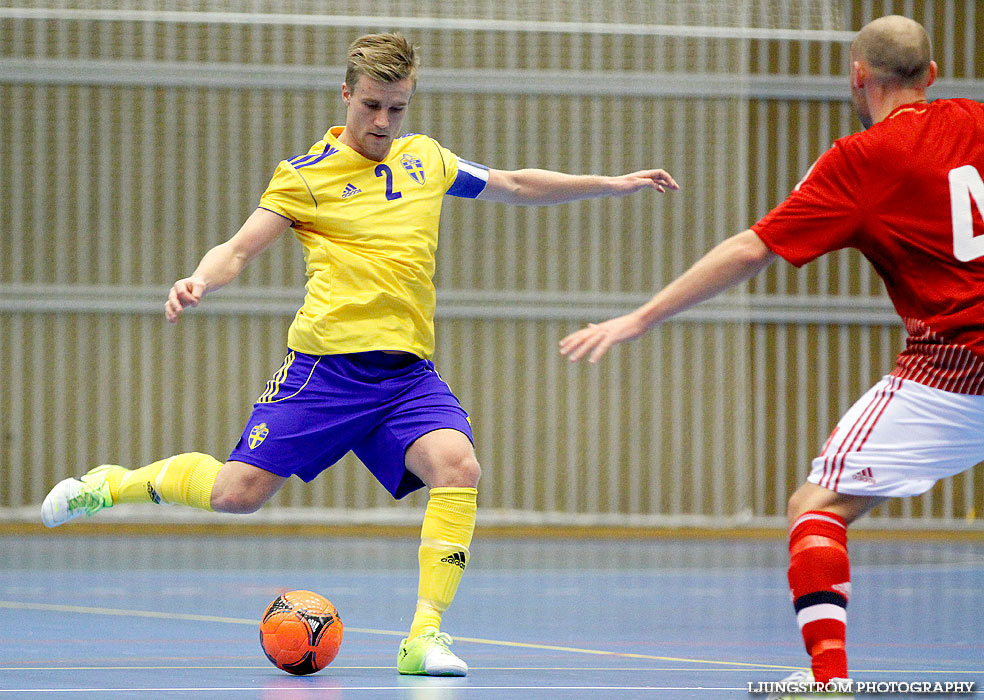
xmin=41 ymin=466 xmax=117 ymax=527
xmin=765 ymin=669 xmax=853 ymax=700
xmin=397 ymin=631 xmax=468 ymax=676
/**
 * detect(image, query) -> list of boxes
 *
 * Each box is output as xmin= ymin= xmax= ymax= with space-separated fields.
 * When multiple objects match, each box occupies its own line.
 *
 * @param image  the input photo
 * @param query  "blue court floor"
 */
xmin=0 ymin=533 xmax=981 ymax=699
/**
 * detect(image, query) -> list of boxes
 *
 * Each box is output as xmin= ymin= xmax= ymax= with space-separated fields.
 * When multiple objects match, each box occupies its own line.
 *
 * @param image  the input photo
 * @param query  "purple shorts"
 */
xmin=228 ymin=350 xmax=473 ymax=499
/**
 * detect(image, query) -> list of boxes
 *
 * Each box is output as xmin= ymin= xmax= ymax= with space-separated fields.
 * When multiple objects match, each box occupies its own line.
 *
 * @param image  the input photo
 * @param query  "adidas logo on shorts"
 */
xmin=852 ymin=467 xmax=876 ymax=484
xmin=341 ymin=183 xmax=362 ymax=199
xmin=440 ymin=551 xmax=467 ymax=569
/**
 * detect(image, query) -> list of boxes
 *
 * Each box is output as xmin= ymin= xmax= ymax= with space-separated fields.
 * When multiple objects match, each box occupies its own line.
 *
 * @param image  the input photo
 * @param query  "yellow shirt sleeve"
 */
xmin=258 ymin=161 xmax=318 ymax=226
xmin=436 ymin=143 xmax=490 ymax=199
xmin=438 ymin=143 xmax=459 ymax=191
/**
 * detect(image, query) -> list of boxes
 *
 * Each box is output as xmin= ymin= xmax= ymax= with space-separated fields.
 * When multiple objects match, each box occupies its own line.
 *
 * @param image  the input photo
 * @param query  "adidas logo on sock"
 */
xmin=852 ymin=467 xmax=876 ymax=484
xmin=341 ymin=183 xmax=362 ymax=199
xmin=440 ymin=551 xmax=467 ymax=569
xmin=146 ymin=482 xmax=162 ymax=504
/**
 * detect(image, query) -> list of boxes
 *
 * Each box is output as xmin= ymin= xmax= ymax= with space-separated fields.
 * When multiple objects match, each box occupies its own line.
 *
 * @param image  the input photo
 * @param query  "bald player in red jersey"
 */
xmin=561 ymin=15 xmax=984 ymax=699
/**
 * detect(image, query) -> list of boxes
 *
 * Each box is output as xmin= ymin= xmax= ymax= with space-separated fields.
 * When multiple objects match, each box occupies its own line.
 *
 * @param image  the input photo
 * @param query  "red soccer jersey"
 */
xmin=753 ymin=99 xmax=984 ymax=394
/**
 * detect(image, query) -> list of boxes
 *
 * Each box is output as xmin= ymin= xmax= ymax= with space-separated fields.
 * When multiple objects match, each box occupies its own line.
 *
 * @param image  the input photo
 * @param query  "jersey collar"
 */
xmin=886 ymin=100 xmax=929 ymax=120
xmin=324 ymin=125 xmax=392 ymax=164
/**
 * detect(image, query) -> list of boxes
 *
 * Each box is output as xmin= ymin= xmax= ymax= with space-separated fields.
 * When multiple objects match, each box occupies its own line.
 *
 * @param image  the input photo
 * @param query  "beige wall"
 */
xmin=1 ymin=1 xmax=982 ymax=527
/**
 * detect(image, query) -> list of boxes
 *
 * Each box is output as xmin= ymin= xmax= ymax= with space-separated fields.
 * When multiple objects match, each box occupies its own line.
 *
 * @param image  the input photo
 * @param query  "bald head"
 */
xmin=851 ymin=15 xmax=932 ymax=87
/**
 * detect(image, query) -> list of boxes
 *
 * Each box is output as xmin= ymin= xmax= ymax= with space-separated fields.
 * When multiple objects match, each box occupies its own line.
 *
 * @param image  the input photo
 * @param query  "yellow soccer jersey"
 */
xmin=259 ymin=127 xmax=489 ymax=359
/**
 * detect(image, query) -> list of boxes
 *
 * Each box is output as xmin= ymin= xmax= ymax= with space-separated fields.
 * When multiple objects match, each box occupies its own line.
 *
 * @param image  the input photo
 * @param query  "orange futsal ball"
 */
xmin=259 ymin=590 xmax=343 ymax=675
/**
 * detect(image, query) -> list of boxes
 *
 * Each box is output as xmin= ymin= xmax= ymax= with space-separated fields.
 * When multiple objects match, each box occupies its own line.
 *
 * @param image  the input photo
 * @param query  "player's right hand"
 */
xmin=165 ymin=277 xmax=207 ymax=323
xmin=559 ymin=311 xmax=649 ymax=364
xmin=617 ymin=169 xmax=679 ymax=195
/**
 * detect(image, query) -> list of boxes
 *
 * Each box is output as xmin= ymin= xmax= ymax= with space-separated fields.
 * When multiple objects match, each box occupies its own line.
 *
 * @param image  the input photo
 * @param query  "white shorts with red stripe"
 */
xmin=809 ymin=375 xmax=984 ymax=497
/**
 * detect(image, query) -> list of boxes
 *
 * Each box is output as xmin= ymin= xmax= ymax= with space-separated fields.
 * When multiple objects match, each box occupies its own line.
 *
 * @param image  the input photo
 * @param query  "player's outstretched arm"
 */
xmin=478 ymin=168 xmax=678 ymax=206
xmin=560 ymin=229 xmax=777 ymax=363
xmin=164 ymin=208 xmax=292 ymax=323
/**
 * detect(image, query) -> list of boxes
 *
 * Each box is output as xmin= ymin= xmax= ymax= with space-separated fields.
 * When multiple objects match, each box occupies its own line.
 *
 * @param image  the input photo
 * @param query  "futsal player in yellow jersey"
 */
xmin=41 ymin=32 xmax=678 ymax=676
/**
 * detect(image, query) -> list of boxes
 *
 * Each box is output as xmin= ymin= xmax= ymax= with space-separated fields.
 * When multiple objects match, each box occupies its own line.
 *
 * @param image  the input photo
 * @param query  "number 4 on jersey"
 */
xmin=949 ymin=164 xmax=984 ymax=262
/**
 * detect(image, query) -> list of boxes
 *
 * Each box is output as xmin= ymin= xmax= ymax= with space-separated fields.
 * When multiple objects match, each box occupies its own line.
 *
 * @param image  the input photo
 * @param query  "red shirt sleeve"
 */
xmin=751 ymin=141 xmax=864 ymax=268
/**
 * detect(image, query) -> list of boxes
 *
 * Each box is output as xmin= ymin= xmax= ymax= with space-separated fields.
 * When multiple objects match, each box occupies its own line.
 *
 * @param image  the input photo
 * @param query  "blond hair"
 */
xmin=851 ymin=15 xmax=932 ymax=87
xmin=345 ymin=32 xmax=420 ymax=90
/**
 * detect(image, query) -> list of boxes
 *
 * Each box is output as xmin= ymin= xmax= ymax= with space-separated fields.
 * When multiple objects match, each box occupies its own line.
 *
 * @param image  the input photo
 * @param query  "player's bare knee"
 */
xmin=210 ymin=488 xmax=267 ymax=514
xmin=210 ymin=461 xmax=284 ymax=513
xmin=786 ymin=488 xmax=808 ymax=527
xmin=214 ymin=493 xmax=267 ymax=514
xmin=458 ymin=454 xmax=481 ymax=487
xmin=433 ymin=453 xmax=481 ymax=489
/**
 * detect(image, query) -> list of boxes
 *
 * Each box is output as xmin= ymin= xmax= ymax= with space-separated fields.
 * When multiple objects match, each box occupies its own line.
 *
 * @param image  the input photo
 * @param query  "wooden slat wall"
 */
xmin=1 ymin=0 xmax=981 ymax=528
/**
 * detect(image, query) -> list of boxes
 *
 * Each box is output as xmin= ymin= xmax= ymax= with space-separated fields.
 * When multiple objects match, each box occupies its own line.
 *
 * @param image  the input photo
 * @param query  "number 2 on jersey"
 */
xmin=949 ymin=164 xmax=984 ymax=262
xmin=375 ymin=164 xmax=403 ymax=201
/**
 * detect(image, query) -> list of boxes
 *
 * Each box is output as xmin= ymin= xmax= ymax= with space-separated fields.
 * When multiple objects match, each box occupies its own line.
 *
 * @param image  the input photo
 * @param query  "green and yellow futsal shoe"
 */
xmin=765 ymin=670 xmax=854 ymax=700
xmin=40 ymin=465 xmax=121 ymax=528
xmin=397 ymin=630 xmax=468 ymax=676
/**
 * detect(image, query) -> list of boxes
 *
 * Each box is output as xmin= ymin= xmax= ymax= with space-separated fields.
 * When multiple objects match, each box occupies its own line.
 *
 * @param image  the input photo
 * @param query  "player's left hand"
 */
xmin=614 ymin=169 xmax=679 ymax=194
xmin=559 ymin=312 xmax=649 ymax=363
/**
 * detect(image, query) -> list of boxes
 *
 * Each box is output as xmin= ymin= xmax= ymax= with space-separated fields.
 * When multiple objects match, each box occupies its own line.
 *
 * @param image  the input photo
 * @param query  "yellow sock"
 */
xmin=108 ymin=452 xmax=220 ymax=511
xmin=410 ymin=487 xmax=478 ymax=639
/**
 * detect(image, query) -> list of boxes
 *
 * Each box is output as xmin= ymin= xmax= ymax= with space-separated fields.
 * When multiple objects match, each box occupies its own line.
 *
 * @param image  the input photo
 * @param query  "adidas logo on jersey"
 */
xmin=852 ymin=467 xmax=876 ymax=484
xmin=440 ymin=551 xmax=467 ymax=569
xmin=341 ymin=183 xmax=362 ymax=199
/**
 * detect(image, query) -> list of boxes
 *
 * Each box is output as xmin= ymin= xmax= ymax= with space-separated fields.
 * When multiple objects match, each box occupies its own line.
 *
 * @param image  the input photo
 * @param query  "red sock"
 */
xmin=787 ymin=511 xmax=850 ymax=683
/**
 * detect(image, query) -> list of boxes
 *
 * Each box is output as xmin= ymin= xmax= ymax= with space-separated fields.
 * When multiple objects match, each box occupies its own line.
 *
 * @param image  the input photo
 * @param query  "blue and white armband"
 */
xmin=447 ymin=159 xmax=490 ymax=199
